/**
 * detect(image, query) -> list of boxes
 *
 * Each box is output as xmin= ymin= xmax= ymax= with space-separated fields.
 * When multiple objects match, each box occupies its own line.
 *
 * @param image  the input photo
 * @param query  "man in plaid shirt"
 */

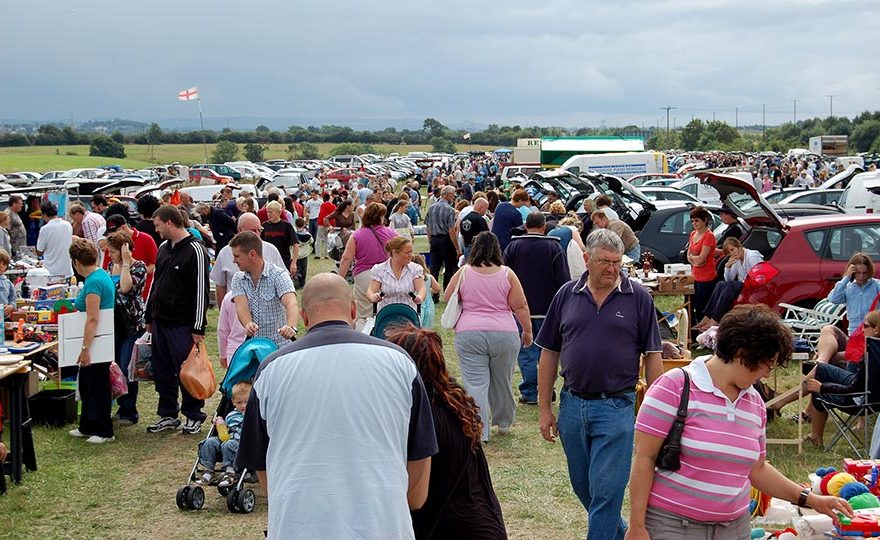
xmin=229 ymin=231 xmax=299 ymax=348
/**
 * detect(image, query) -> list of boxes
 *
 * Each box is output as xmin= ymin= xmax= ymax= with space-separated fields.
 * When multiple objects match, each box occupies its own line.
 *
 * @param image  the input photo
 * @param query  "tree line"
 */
xmin=2 ymin=113 xmax=880 ymax=156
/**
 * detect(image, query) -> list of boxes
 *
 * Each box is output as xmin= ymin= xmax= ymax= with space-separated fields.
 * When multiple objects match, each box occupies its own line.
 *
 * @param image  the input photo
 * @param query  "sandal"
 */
xmin=217 ymin=473 xmax=237 ymax=489
xmin=802 ymin=434 xmax=822 ymax=447
xmin=787 ymin=411 xmax=812 ymax=423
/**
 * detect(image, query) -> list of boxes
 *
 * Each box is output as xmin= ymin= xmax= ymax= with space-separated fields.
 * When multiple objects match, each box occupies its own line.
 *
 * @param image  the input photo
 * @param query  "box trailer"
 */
xmin=560 ymin=151 xmax=668 ymax=179
xmin=809 ymin=135 xmax=848 ymax=157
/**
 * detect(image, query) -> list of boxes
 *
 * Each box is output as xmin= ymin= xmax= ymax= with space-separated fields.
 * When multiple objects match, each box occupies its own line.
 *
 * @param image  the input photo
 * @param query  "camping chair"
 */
xmin=779 ymin=299 xmax=847 ymax=350
xmin=815 ymin=336 xmax=880 ymax=457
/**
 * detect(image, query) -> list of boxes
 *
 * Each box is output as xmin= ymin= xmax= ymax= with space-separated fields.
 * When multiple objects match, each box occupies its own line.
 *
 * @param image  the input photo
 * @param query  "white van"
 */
xmin=561 ymin=151 xmax=667 ymax=180
xmin=838 ymin=170 xmax=880 ymax=214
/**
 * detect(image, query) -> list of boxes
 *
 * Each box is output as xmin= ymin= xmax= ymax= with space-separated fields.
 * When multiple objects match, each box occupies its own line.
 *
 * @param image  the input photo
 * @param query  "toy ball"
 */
xmin=839 ymin=482 xmax=870 ymax=500
xmin=820 ymin=471 xmax=839 ymax=495
xmin=849 ymin=492 xmax=880 ymax=510
xmin=816 ymin=466 xmax=836 ymax=477
xmin=827 ymin=473 xmax=858 ymax=497
xmin=749 ymin=528 xmax=765 ymax=539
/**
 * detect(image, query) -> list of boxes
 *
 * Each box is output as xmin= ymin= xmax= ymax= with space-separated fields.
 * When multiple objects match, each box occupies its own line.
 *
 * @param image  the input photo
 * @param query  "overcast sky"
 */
xmin=3 ymin=0 xmax=879 ymax=129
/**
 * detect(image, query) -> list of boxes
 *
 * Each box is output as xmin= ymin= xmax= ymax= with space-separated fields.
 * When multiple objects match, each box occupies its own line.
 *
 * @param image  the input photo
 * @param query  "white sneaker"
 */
xmin=86 ymin=435 xmax=115 ymax=444
xmin=69 ymin=429 xmax=87 ymax=438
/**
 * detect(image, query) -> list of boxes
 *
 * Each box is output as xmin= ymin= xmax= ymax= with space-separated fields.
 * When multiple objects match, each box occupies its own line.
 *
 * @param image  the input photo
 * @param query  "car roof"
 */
xmin=785 ymin=214 xmax=880 ymax=229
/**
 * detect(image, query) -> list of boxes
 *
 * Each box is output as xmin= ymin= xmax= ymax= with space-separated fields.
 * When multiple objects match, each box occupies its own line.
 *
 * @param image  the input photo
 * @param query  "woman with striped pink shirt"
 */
xmin=627 ymin=305 xmax=851 ymax=540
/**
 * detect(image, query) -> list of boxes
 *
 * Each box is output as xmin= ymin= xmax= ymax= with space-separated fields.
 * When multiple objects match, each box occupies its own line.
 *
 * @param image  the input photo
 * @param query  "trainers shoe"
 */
xmin=69 ymin=429 xmax=87 ymax=438
xmin=86 ymin=435 xmax=115 ymax=444
xmin=518 ymin=396 xmax=538 ymax=405
xmin=498 ymin=426 xmax=511 ymax=436
xmin=181 ymin=418 xmax=203 ymax=435
xmin=146 ymin=416 xmax=181 ymax=433
xmin=217 ymin=473 xmax=237 ymax=488
xmin=196 ymin=472 xmax=213 ymax=485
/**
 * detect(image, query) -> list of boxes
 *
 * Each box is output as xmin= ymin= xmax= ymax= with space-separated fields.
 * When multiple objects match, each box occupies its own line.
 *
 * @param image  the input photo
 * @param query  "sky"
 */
xmin=3 ymin=0 xmax=880 ymax=130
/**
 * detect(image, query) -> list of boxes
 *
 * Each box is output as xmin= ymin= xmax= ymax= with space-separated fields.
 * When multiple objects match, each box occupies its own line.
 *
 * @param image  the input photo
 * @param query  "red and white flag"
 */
xmin=177 ymin=87 xmax=199 ymax=101
xmin=463 ymin=132 xmax=471 ymax=140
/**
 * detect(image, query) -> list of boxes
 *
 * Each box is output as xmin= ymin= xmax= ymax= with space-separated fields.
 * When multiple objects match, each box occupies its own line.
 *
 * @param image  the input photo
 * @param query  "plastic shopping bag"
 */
xmin=109 ymin=362 xmax=129 ymax=399
xmin=129 ymin=332 xmax=154 ymax=382
xmin=180 ymin=342 xmax=217 ymax=400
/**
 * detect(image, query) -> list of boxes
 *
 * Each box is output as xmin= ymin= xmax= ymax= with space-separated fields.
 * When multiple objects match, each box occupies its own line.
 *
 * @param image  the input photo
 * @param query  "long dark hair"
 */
xmin=467 ymin=231 xmax=503 ymax=267
xmin=387 ymin=325 xmax=483 ymax=451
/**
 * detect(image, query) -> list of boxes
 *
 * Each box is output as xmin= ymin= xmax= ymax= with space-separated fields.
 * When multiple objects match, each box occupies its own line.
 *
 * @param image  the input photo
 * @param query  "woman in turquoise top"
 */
xmin=69 ymin=237 xmax=117 ymax=444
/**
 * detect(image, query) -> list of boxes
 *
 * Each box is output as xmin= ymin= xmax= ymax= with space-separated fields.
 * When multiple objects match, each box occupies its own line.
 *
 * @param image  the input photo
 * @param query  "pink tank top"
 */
xmin=455 ymin=265 xmax=517 ymax=332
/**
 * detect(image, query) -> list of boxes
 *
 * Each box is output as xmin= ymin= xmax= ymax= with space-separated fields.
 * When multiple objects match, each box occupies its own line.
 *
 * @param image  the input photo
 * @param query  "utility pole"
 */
xmin=659 ymin=106 xmax=676 ymax=149
xmin=791 ymin=99 xmax=798 ymax=124
xmin=761 ymin=104 xmax=767 ymax=141
xmin=712 ymin=112 xmax=716 ymax=122
xmin=826 ymin=94 xmax=836 ymax=118
xmin=735 ymin=106 xmax=739 ymax=130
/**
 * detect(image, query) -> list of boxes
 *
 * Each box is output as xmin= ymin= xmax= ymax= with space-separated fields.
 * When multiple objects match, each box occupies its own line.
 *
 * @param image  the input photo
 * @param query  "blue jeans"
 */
xmin=557 ymin=388 xmax=635 ymax=540
xmin=625 ymin=243 xmax=641 ymax=264
xmin=199 ymin=437 xmax=240 ymax=470
xmin=517 ymin=318 xmax=543 ymax=402
xmin=115 ymin=332 xmax=141 ymax=422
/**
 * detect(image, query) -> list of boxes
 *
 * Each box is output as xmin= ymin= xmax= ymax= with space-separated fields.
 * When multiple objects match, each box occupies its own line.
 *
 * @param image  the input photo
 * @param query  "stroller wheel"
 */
xmin=227 ymin=488 xmax=243 ymax=513
xmin=187 ymin=485 xmax=205 ymax=510
xmin=218 ymin=485 xmax=231 ymax=497
xmin=176 ymin=486 xmax=190 ymax=510
xmin=238 ymin=489 xmax=256 ymax=514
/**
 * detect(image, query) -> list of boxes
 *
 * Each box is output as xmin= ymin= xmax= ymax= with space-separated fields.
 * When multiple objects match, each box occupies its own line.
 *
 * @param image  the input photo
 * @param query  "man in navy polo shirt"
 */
xmin=535 ymin=228 xmax=663 ymax=540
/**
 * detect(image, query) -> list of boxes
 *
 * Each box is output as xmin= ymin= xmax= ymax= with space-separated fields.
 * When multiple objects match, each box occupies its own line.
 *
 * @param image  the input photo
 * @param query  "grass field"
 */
xmin=0 ymin=143 xmax=497 ymax=173
xmin=2 ymin=249 xmax=855 ymax=539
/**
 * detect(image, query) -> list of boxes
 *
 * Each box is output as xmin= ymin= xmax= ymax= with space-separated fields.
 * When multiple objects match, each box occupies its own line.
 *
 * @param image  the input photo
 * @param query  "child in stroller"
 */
xmin=197 ymin=381 xmax=250 ymax=488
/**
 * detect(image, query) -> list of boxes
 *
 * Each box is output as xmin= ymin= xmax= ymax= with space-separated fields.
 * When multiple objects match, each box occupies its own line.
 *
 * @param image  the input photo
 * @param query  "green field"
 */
xmin=0 ymin=143 xmax=497 ymax=174
xmin=2 ymin=255 xmax=852 ymax=539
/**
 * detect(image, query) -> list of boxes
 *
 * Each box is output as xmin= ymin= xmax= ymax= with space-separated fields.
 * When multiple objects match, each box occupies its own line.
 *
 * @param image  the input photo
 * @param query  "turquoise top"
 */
xmin=75 ymin=268 xmax=116 ymax=311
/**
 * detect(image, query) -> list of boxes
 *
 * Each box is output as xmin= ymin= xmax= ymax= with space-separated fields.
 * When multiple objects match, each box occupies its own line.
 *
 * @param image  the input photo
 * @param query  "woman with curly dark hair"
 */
xmin=387 ymin=325 xmax=507 ymax=540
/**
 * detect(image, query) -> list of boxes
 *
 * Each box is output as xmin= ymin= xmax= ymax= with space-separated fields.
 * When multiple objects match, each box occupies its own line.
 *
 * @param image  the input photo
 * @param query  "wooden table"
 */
xmin=0 ymin=358 xmax=36 ymax=490
xmin=649 ymin=289 xmax=694 ymax=347
xmin=763 ymin=352 xmax=810 ymax=453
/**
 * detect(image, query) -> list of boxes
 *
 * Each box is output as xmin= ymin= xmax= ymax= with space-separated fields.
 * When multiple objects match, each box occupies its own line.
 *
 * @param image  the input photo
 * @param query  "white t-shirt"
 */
xmin=36 ymin=218 xmax=73 ymax=278
xmin=304 ymin=199 xmax=323 ymax=220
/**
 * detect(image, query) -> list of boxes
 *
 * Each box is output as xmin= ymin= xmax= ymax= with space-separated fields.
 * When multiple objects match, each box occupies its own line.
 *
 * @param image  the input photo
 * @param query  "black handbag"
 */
xmin=655 ymin=368 xmax=690 ymax=471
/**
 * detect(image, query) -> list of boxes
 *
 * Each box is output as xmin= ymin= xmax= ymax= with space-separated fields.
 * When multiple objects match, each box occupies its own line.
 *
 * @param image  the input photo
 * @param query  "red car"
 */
xmin=189 ymin=167 xmax=233 ymax=185
xmin=697 ymin=172 xmax=880 ymax=311
xmin=324 ymin=168 xmax=360 ymax=184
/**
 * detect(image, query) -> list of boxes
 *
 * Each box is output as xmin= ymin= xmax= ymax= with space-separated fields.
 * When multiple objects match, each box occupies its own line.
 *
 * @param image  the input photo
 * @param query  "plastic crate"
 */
xmin=28 ymin=389 xmax=77 ymax=427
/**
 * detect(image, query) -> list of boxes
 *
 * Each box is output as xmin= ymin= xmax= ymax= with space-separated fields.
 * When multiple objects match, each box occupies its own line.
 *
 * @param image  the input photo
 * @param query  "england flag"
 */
xmin=177 ymin=87 xmax=199 ymax=101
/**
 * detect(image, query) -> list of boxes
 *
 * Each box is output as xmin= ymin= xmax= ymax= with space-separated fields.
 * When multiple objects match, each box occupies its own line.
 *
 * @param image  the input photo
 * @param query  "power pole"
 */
xmin=826 ymin=94 xmax=836 ymax=118
xmin=735 ymin=106 xmax=739 ymax=130
xmin=659 ymin=106 xmax=676 ymax=149
xmin=761 ymin=104 xmax=767 ymax=141
xmin=791 ymin=99 xmax=798 ymax=124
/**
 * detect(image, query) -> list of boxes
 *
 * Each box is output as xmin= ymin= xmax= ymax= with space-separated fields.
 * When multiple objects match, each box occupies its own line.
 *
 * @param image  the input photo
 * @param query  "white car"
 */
xmin=637 ymin=187 xmax=700 ymax=203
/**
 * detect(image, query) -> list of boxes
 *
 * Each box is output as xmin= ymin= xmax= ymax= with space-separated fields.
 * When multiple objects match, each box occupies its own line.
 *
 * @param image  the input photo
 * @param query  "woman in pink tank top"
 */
xmin=444 ymin=231 xmax=532 ymax=442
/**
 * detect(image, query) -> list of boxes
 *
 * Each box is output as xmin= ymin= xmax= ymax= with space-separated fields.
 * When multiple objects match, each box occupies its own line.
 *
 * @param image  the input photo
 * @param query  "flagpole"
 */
xmin=197 ymin=97 xmax=208 ymax=162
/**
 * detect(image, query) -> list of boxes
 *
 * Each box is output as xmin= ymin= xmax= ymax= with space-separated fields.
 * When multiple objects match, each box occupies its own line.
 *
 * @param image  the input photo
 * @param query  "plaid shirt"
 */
xmin=81 ymin=211 xmax=106 ymax=245
xmin=424 ymin=199 xmax=456 ymax=235
xmin=230 ymin=262 xmax=296 ymax=348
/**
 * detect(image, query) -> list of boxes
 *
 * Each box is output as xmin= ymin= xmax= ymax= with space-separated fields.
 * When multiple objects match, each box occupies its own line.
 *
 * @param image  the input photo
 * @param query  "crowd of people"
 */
xmin=0 ymin=154 xmax=862 ymax=538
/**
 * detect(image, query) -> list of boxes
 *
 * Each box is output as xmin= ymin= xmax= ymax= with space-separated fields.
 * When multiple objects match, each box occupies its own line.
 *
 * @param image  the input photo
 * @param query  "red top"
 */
xmin=318 ymin=202 xmax=337 ymax=226
xmin=688 ymin=229 xmax=716 ymax=282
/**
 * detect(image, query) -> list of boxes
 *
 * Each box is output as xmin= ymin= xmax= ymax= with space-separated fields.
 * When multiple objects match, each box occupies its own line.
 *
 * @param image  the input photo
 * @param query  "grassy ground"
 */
xmin=2 ymin=253 xmax=858 ymax=539
xmin=0 ymin=143 xmax=497 ymax=173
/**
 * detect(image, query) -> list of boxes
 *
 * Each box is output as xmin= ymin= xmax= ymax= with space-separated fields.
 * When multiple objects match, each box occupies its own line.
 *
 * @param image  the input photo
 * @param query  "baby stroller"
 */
xmin=175 ymin=337 xmax=278 ymax=514
xmin=368 ymin=292 xmax=422 ymax=339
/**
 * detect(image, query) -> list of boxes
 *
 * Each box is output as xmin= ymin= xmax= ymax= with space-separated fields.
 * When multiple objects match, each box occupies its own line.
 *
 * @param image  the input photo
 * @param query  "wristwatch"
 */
xmin=81 ymin=344 xmax=89 ymax=351
xmin=797 ymin=487 xmax=811 ymax=507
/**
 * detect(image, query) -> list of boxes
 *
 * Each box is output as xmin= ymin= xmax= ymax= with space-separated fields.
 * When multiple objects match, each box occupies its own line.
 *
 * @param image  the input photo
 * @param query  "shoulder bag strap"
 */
xmin=675 ymin=368 xmax=690 ymax=421
xmin=367 ymin=226 xmax=384 ymax=249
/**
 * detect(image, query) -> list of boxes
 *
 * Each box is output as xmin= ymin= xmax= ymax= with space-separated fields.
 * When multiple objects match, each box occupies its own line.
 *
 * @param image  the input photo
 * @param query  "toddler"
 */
xmin=197 ymin=381 xmax=251 ymax=488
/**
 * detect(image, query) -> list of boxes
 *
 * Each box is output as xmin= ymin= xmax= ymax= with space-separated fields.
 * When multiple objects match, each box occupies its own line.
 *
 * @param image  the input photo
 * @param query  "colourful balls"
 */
xmin=839 ymin=482 xmax=870 ymax=500
xmin=849 ymin=492 xmax=880 ymax=510
xmin=827 ymin=473 xmax=858 ymax=497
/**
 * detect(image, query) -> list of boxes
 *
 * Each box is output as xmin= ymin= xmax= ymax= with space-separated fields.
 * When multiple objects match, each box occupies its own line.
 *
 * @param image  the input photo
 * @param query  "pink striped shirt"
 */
xmin=635 ymin=356 xmax=766 ymax=522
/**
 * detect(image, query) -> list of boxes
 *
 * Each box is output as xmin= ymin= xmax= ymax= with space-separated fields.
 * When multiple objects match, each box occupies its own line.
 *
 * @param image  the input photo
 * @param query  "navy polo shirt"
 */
xmin=535 ymin=271 xmax=662 ymax=393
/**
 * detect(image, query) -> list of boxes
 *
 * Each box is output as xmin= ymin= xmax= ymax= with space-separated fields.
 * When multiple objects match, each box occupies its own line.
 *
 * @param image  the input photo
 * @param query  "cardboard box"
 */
xmin=657 ymin=274 xmax=695 ymax=293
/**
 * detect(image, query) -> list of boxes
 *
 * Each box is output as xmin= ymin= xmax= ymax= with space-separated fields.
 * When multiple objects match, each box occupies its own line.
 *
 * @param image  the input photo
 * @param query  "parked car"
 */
xmin=636 ymin=202 xmax=720 ymax=270
xmin=695 ymin=171 xmax=880 ymax=313
xmin=193 ymin=164 xmax=242 ymax=181
xmin=775 ymin=189 xmax=844 ymax=207
xmin=838 ymin=170 xmax=880 ymax=214
xmin=628 ymin=173 xmax=679 ymax=187
xmin=190 ymin=168 xmax=233 ymax=185
xmin=638 ymin=187 xmax=700 ymax=203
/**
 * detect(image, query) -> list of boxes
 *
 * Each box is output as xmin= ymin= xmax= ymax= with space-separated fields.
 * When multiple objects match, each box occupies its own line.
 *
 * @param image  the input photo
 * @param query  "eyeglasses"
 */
xmin=593 ymin=259 xmax=623 ymax=268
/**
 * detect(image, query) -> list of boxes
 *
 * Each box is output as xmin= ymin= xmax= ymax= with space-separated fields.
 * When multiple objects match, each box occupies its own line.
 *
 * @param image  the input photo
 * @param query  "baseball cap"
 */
xmin=105 ymin=214 xmax=127 ymax=234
